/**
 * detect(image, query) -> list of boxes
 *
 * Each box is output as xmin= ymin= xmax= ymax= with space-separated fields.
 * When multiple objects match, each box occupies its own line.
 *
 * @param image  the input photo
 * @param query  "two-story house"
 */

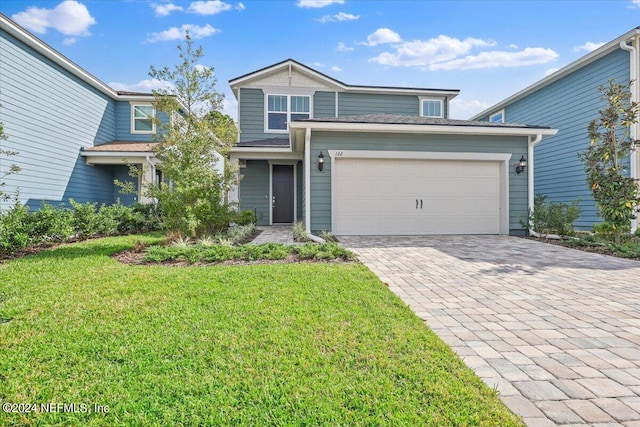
xmin=0 ymin=13 xmax=162 ymax=209
xmin=472 ymin=27 xmax=640 ymax=232
xmin=229 ymin=59 xmax=557 ymax=236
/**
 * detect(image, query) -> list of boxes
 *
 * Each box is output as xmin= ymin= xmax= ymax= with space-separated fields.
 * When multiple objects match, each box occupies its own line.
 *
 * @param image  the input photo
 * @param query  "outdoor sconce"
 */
xmin=318 ymin=151 xmax=325 ymax=172
xmin=515 ymin=156 xmax=527 ymax=174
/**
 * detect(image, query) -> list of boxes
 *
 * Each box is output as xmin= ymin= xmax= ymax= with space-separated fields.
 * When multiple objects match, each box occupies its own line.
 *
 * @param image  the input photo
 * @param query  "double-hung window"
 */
xmin=420 ymin=98 xmax=444 ymax=118
xmin=131 ymin=103 xmax=155 ymax=134
xmin=266 ymin=94 xmax=311 ymax=132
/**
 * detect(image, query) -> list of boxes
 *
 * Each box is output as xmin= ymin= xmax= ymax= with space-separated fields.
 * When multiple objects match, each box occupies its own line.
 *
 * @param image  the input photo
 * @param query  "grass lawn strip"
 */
xmin=0 ymin=235 xmax=522 ymax=426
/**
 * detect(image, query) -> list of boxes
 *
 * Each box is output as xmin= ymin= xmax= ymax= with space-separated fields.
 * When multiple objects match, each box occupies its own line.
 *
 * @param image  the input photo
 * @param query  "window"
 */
xmin=420 ymin=98 xmax=443 ymax=118
xmin=266 ymin=94 xmax=311 ymax=132
xmin=131 ymin=103 xmax=155 ymax=134
xmin=490 ymin=110 xmax=505 ymax=123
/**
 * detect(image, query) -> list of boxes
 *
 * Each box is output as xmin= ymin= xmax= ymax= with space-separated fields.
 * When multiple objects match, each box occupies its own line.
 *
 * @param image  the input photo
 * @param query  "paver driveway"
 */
xmin=341 ymin=235 xmax=640 ymax=427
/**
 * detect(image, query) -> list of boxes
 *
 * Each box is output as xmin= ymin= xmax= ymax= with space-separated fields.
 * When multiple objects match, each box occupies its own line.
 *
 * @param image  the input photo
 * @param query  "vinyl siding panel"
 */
xmin=113 ymin=165 xmax=139 ymax=205
xmin=238 ymin=160 xmax=270 ymax=225
xmin=239 ymin=88 xmax=288 ymax=143
xmin=296 ymin=160 xmax=304 ymax=221
xmin=309 ymin=132 xmax=527 ymax=234
xmin=314 ymin=91 xmax=336 ymax=118
xmin=498 ymin=48 xmax=629 ymax=229
xmin=338 ymin=93 xmax=419 ymax=116
xmin=0 ymin=28 xmax=116 ymax=208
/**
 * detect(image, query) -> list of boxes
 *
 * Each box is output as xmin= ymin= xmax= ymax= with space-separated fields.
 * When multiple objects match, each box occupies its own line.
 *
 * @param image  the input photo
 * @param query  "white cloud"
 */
xmin=545 ymin=67 xmax=560 ymax=76
xmin=222 ymin=95 xmax=238 ymax=121
xmin=361 ymin=28 xmax=402 ymax=46
xmin=573 ymin=41 xmax=605 ymax=53
xmin=145 ymin=24 xmax=219 ymax=43
xmin=297 ymin=0 xmax=344 ymax=8
xmin=336 ymin=42 xmax=354 ymax=52
xmin=62 ymin=37 xmax=77 ymax=45
xmin=12 ymin=0 xmax=96 ymax=36
xmin=429 ymin=47 xmax=558 ymax=71
xmin=109 ymin=78 xmax=175 ymax=93
xmin=449 ymin=99 xmax=492 ymax=120
xmin=331 ymin=65 xmax=342 ymax=72
xmin=317 ymin=12 xmax=359 ymax=23
xmin=187 ymin=1 xmax=232 ymax=15
xmin=312 ymin=62 xmax=325 ymax=67
xmin=152 ymin=3 xmax=183 ymax=16
xmin=630 ymin=0 xmax=640 ymax=7
xmin=508 ymin=43 xmax=518 ymax=49
xmin=236 ymin=2 xmax=245 ymax=10
xmin=370 ymin=34 xmax=495 ymax=67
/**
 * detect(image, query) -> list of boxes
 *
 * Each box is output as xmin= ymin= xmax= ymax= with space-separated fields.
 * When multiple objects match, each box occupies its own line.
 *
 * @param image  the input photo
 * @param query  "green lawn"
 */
xmin=0 ymin=235 xmax=522 ymax=426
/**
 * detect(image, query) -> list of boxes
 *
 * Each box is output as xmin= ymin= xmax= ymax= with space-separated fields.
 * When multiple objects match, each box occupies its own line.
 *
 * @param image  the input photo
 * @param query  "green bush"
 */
xmin=28 ymin=203 xmax=74 ymax=243
xmin=293 ymin=242 xmax=356 ymax=261
xmin=0 ymin=203 xmax=32 ymax=254
xmin=234 ymin=210 xmax=256 ymax=226
xmin=524 ymin=194 xmax=581 ymax=236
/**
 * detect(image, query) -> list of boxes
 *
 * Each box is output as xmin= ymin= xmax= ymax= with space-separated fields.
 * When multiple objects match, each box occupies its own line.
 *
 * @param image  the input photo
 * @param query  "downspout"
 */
xmin=620 ymin=38 xmax=638 ymax=232
xmin=303 ymin=127 xmax=325 ymax=243
xmin=527 ymin=134 xmax=557 ymax=238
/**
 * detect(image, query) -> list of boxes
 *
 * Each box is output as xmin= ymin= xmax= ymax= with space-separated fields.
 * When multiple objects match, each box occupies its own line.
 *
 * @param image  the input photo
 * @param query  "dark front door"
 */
xmin=272 ymin=165 xmax=294 ymax=223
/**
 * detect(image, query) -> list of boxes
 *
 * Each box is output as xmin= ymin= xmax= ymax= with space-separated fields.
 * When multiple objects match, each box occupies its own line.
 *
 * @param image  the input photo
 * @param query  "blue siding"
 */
xmin=296 ymin=160 xmax=304 ymax=221
xmin=338 ymin=93 xmax=420 ymax=116
xmin=0 ymin=28 xmax=117 ymax=208
xmin=238 ymin=160 xmax=270 ymax=225
xmin=114 ymin=101 xmax=167 ymax=142
xmin=113 ymin=165 xmax=139 ymax=205
xmin=239 ymin=88 xmax=288 ymax=143
xmin=496 ymin=48 xmax=629 ymax=229
xmin=309 ymin=132 xmax=528 ymax=234
xmin=314 ymin=91 xmax=336 ymax=118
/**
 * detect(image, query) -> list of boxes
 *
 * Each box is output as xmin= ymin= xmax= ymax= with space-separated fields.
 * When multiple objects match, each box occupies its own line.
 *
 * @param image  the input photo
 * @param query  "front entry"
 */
xmin=272 ymin=165 xmax=294 ymax=223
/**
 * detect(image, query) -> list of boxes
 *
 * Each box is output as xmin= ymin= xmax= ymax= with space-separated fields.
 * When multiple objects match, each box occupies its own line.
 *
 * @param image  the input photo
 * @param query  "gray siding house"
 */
xmin=229 ymin=60 xmax=557 ymax=236
xmin=0 ymin=14 xmax=163 ymax=209
xmin=472 ymin=27 xmax=640 ymax=231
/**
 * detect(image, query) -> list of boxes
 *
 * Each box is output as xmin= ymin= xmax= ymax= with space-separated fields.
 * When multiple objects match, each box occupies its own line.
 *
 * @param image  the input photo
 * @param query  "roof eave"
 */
xmin=289 ymin=121 xmax=558 ymax=137
xmin=471 ymin=27 xmax=640 ymax=120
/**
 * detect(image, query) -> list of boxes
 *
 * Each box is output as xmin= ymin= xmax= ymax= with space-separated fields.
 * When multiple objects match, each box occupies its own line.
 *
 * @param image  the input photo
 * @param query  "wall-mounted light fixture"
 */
xmin=318 ymin=151 xmax=325 ymax=172
xmin=516 ymin=156 xmax=527 ymax=174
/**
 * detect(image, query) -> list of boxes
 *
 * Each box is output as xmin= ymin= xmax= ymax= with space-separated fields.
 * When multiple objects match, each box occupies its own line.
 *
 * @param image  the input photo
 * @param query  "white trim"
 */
xmin=130 ymin=102 xmax=156 ymax=134
xmin=471 ymin=28 xmax=640 ymax=120
xmin=229 ymin=151 xmax=301 ymax=161
xmin=419 ymin=97 xmax=444 ymax=118
xmin=81 ymin=151 xmax=155 ymax=157
xmin=304 ymin=128 xmax=312 ymax=233
xmin=229 ymin=59 xmax=460 ymax=99
xmin=264 ymin=93 xmax=312 ymax=133
xmin=489 ymin=109 xmax=505 ymax=124
xmin=290 ymin=121 xmax=557 ymax=137
xmin=328 ymin=150 xmax=511 ymax=235
xmin=335 ymin=92 xmax=339 ymax=117
xmin=268 ymin=162 xmax=297 ymax=224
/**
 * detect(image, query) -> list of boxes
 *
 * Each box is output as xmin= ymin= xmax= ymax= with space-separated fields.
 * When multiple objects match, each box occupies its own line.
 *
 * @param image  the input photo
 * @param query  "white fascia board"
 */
xmin=471 ymin=27 xmax=640 ymax=120
xmin=229 ymin=151 xmax=302 ymax=161
xmin=230 ymin=147 xmax=293 ymax=153
xmin=289 ymin=121 xmax=558 ymax=137
xmin=229 ymin=59 xmax=460 ymax=99
xmin=80 ymin=151 xmax=155 ymax=157
xmin=0 ymin=14 xmax=119 ymax=99
xmin=327 ymin=150 xmax=512 ymax=162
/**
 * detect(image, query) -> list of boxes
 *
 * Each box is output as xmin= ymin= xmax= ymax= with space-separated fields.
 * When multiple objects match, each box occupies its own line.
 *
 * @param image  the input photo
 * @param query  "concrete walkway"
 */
xmin=341 ymin=235 xmax=640 ymax=427
xmin=250 ymin=226 xmax=296 ymax=245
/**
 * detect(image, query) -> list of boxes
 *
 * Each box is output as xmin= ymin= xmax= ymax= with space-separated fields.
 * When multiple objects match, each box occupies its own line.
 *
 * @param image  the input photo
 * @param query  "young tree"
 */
xmin=0 ymin=109 xmax=21 ymax=204
xmin=145 ymin=33 xmax=238 ymax=237
xmin=579 ymin=79 xmax=640 ymax=243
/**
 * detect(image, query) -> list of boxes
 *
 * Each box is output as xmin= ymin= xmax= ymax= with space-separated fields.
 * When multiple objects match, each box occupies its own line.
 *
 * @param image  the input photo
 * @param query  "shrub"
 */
xmin=234 ymin=210 xmax=256 ymax=226
xmin=69 ymin=199 xmax=99 ymax=239
xmin=293 ymin=221 xmax=307 ymax=242
xmin=524 ymin=194 xmax=581 ymax=237
xmin=28 ymin=203 xmax=74 ymax=243
xmin=0 ymin=203 xmax=32 ymax=254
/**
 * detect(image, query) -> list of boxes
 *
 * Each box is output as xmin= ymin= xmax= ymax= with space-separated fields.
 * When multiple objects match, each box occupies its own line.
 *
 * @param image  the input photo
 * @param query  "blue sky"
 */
xmin=2 ymin=0 xmax=640 ymax=119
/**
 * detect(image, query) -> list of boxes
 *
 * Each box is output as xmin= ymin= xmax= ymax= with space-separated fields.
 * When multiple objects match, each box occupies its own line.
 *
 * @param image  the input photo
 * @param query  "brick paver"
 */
xmin=341 ymin=235 xmax=640 ymax=426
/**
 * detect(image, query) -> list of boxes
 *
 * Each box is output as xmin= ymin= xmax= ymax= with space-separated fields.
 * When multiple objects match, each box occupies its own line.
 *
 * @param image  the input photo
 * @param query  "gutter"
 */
xmin=620 ymin=37 xmax=639 ymax=232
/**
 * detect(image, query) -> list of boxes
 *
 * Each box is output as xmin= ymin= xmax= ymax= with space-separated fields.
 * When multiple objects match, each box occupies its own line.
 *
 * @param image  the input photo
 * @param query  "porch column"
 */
xmin=139 ymin=160 xmax=155 ymax=204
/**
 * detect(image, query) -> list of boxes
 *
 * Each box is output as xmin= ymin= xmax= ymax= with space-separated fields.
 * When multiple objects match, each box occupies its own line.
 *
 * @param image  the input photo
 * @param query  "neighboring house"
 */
xmin=229 ymin=59 xmax=557 ymax=236
xmin=0 ymin=13 xmax=163 ymax=209
xmin=472 ymin=27 xmax=640 ymax=231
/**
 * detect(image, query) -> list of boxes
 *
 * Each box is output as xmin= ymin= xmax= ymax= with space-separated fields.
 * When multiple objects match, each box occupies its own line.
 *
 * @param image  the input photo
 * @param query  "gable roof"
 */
xmin=229 ymin=58 xmax=460 ymax=99
xmin=471 ymin=27 xmax=640 ymax=121
xmin=0 ymin=13 xmax=154 ymax=102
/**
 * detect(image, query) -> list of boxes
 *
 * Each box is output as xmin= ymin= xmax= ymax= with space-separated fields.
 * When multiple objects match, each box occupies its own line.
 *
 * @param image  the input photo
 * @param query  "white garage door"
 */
xmin=333 ymin=158 xmax=502 ymax=235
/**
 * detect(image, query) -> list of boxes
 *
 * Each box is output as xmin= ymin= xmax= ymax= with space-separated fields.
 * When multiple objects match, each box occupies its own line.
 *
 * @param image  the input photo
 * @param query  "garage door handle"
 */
xmin=420 ymin=199 xmax=423 ymax=209
xmin=416 ymin=199 xmax=418 ymax=209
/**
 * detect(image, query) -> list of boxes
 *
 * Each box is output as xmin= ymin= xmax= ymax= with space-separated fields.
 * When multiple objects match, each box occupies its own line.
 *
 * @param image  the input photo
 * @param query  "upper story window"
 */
xmin=131 ymin=103 xmax=155 ymax=134
xmin=266 ymin=94 xmax=311 ymax=132
xmin=490 ymin=110 xmax=505 ymax=123
xmin=420 ymin=98 xmax=443 ymax=118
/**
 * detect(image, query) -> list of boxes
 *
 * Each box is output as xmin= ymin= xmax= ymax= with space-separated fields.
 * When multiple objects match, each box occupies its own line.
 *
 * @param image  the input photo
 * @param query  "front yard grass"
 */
xmin=0 ymin=235 xmax=522 ymax=426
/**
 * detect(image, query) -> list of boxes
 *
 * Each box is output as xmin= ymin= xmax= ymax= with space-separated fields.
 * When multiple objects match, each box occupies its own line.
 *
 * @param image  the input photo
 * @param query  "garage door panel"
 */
xmin=333 ymin=158 xmax=502 ymax=235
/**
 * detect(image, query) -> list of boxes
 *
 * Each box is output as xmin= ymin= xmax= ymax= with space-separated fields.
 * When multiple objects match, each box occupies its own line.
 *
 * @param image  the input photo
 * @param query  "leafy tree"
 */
xmin=0 ymin=108 xmax=21 ymax=204
xmin=579 ymin=79 xmax=640 ymax=243
xmin=144 ymin=33 xmax=238 ymax=237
